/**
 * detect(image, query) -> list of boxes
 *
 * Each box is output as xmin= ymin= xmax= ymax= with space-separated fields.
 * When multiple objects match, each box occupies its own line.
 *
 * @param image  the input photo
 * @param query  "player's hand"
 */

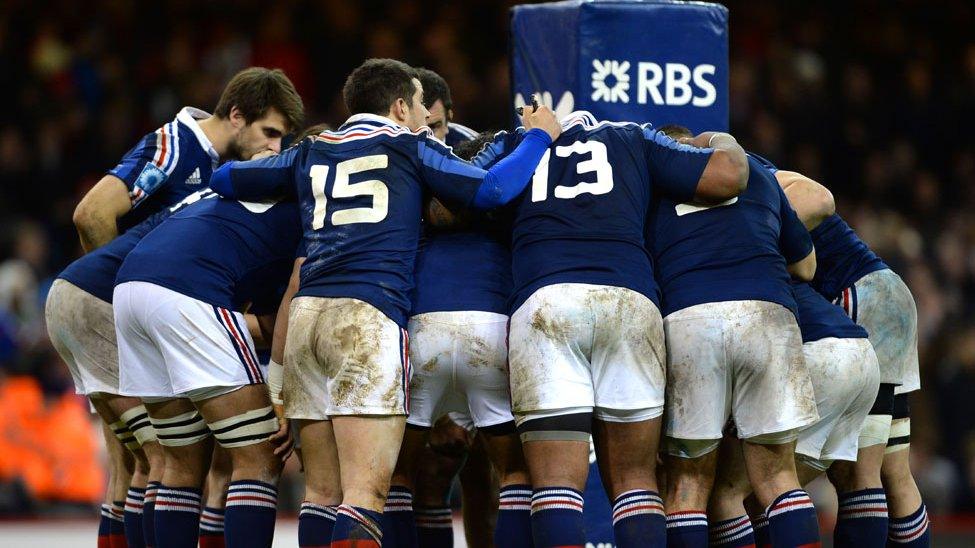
xmin=268 ymin=403 xmax=294 ymax=462
xmin=521 ymin=103 xmax=562 ymax=142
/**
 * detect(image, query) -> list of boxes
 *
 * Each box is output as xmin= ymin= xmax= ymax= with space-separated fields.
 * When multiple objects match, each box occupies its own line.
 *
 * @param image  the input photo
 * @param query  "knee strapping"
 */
xmin=209 ymin=406 xmax=278 ymax=448
xmin=120 ymin=405 xmax=158 ymax=445
xmin=886 ymin=418 xmax=910 ymax=454
xmin=517 ymin=411 xmax=592 ymax=442
xmin=149 ymin=410 xmax=210 ymax=447
xmin=109 ymin=419 xmax=141 ymax=451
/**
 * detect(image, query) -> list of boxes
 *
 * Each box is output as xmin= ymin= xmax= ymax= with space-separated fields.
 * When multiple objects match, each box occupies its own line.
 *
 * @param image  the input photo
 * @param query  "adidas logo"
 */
xmin=186 ymin=167 xmax=202 ymax=185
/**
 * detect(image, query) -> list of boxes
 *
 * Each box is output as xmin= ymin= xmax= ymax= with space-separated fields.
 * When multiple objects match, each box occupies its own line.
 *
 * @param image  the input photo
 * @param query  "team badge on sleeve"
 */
xmin=130 ymin=163 xmax=168 ymax=207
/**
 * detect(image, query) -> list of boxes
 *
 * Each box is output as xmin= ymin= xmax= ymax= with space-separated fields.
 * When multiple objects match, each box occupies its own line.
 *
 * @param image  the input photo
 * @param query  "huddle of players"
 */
xmin=44 ymin=57 xmax=929 ymax=548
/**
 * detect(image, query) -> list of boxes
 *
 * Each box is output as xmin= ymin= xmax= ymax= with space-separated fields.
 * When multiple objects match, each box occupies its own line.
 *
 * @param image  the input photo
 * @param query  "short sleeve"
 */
xmin=642 ymin=126 xmax=713 ymax=203
xmin=108 ymin=125 xmax=179 ymax=209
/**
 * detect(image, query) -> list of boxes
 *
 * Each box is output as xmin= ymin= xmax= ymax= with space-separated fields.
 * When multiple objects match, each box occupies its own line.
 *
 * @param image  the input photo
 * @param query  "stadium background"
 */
xmin=0 ymin=0 xmax=973 ymax=543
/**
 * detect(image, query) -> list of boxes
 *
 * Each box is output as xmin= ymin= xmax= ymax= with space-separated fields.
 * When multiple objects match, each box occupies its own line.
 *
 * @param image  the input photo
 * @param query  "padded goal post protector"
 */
xmin=510 ymin=0 xmax=729 ymax=133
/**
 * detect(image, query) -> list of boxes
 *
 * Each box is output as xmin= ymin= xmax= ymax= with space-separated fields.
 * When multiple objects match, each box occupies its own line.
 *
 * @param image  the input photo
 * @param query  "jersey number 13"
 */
xmin=531 ymin=140 xmax=614 ymax=202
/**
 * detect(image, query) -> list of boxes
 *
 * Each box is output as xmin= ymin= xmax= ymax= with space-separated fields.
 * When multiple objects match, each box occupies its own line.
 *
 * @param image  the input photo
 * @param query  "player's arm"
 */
xmin=209 ymin=143 xmax=303 ymax=201
xmin=265 ymin=256 xmax=304 ymax=460
xmin=419 ymin=106 xmax=559 ymax=210
xmin=778 ymin=184 xmax=817 ymax=281
xmin=73 ymin=175 xmax=132 ymax=252
xmin=776 ymin=170 xmax=835 ymax=230
xmin=644 ymin=128 xmax=748 ymax=204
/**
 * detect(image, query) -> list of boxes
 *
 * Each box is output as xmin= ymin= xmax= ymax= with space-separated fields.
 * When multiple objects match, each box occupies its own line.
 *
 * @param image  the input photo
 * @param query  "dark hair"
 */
xmin=213 ymin=67 xmax=305 ymax=133
xmin=657 ymin=124 xmax=694 ymax=140
xmin=342 ymin=58 xmax=418 ymax=116
xmin=295 ymin=123 xmax=331 ymax=142
xmin=452 ymin=131 xmax=498 ymax=161
xmin=415 ymin=67 xmax=452 ymax=112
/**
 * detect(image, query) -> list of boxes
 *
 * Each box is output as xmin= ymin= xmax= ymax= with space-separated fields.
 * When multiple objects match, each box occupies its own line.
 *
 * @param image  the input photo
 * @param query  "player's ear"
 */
xmin=229 ymin=106 xmax=245 ymax=129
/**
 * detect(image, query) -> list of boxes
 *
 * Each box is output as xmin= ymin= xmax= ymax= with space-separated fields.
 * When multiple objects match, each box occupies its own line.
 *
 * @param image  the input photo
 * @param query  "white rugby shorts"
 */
xmin=835 ymin=269 xmax=920 ymax=393
xmin=46 ymin=279 xmax=119 ymax=396
xmin=663 ymin=300 xmax=818 ymax=448
xmin=796 ymin=337 xmax=880 ymax=467
xmin=407 ymin=311 xmax=512 ymax=429
xmin=508 ymin=283 xmax=666 ymax=422
xmin=283 ymin=296 xmax=409 ymax=419
xmin=114 ymin=281 xmax=265 ymax=400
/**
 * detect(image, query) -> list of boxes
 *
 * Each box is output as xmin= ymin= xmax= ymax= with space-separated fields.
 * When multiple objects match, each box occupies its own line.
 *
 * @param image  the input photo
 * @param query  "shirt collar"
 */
xmin=176 ymin=106 xmax=220 ymax=166
xmin=341 ymin=112 xmax=406 ymax=130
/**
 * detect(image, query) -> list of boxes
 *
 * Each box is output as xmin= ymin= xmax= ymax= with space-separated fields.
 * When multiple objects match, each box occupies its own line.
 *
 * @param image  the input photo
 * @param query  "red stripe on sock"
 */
xmin=108 ymin=533 xmax=128 ymax=548
xmin=329 ymin=540 xmax=381 ymax=548
xmin=199 ymin=535 xmax=225 ymax=548
xmin=772 ymin=499 xmax=813 ymax=511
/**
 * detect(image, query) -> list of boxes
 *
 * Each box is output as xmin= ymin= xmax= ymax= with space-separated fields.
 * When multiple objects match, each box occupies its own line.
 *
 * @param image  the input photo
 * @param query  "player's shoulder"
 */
xmin=559 ymin=110 xmax=642 ymax=138
xmin=313 ymin=113 xmax=427 ymax=150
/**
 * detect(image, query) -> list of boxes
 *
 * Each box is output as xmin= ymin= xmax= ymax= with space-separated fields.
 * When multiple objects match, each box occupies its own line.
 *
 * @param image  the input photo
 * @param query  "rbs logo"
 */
xmin=591 ymin=59 xmax=716 ymax=107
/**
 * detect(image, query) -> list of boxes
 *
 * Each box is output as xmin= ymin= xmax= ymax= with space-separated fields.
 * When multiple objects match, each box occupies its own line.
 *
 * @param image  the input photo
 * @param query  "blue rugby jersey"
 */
xmin=208 ymin=114 xmax=551 ymax=327
xmin=809 ymin=215 xmax=888 ymax=302
xmin=108 ymin=107 xmax=220 ymax=232
xmin=412 ymin=124 xmax=513 ymax=316
xmin=115 ymin=197 xmax=302 ymax=312
xmin=792 ymin=281 xmax=868 ymax=343
xmin=648 ymin=153 xmax=812 ymax=317
xmin=750 ymin=155 xmax=888 ymax=301
xmin=58 ymin=190 xmax=217 ymax=303
xmin=473 ymin=111 xmax=713 ymax=313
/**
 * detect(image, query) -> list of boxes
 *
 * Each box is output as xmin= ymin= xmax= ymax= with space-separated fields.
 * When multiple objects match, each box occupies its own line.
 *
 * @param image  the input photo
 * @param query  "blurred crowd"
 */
xmin=0 ymin=0 xmax=973 ymax=515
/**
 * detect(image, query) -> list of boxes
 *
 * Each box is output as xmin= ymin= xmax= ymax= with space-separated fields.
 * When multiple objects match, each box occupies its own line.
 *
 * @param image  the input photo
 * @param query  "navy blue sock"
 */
xmin=109 ymin=501 xmax=127 ymax=548
xmin=415 ymin=506 xmax=454 ymax=547
xmin=224 ymin=480 xmax=278 ymax=548
xmin=611 ymin=489 xmax=665 ymax=547
xmin=381 ymin=486 xmax=417 ymax=548
xmin=98 ymin=504 xmax=118 ymax=548
xmin=332 ymin=505 xmax=383 ymax=547
xmin=665 ymin=510 xmax=708 ymax=547
xmin=198 ymin=506 xmax=225 ymax=547
xmin=124 ymin=488 xmax=146 ymax=548
xmin=710 ymin=515 xmax=756 ymax=547
xmin=887 ymin=503 xmax=930 ymax=547
xmin=530 ymin=487 xmax=585 ymax=548
xmin=496 ymin=484 xmax=532 ymax=547
xmin=153 ymin=486 xmax=202 ymax=548
xmin=143 ymin=481 xmax=160 ymax=548
xmin=766 ymin=490 xmax=820 ymax=547
xmin=833 ymin=488 xmax=887 ymax=548
xmin=299 ymin=502 xmax=336 ymax=547
xmin=752 ymin=513 xmax=770 ymax=548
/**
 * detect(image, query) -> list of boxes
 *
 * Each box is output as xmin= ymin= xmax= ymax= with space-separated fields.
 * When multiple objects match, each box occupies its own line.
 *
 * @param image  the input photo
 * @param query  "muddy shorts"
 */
xmin=407 ymin=311 xmax=512 ymax=429
xmin=836 ymin=269 xmax=920 ymax=393
xmin=284 ymin=296 xmax=410 ymax=419
xmin=508 ymin=283 xmax=666 ymax=422
xmin=796 ymin=337 xmax=880 ymax=468
xmin=663 ymin=300 xmax=818 ymax=452
xmin=46 ymin=279 xmax=119 ymax=396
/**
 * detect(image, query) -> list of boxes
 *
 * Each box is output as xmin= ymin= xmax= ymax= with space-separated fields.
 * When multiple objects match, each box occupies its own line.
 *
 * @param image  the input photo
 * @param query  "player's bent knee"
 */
xmin=666 ymin=437 xmax=720 ymax=459
xmin=209 ymin=406 xmax=278 ymax=449
xmin=516 ymin=408 xmax=592 ymax=443
xmin=120 ymin=405 xmax=158 ymax=446
xmin=149 ymin=409 xmax=211 ymax=447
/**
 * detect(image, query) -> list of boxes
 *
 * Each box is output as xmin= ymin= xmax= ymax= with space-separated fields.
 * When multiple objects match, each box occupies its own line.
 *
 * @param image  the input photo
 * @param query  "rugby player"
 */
xmin=774 ymin=168 xmax=929 ymax=547
xmin=112 ymin=188 xmax=302 ymax=548
xmin=209 ymin=58 xmax=560 ymax=547
xmin=474 ymin=113 xmax=747 ymax=548
xmin=651 ymin=125 xmax=819 ymax=548
xmin=47 ymin=67 xmax=303 ymax=548
xmin=707 ymin=280 xmax=881 ymax=547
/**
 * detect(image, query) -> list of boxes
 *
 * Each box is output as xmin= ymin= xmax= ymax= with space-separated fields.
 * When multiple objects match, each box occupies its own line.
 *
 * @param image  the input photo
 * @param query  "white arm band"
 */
xmin=267 ymin=359 xmax=284 ymax=406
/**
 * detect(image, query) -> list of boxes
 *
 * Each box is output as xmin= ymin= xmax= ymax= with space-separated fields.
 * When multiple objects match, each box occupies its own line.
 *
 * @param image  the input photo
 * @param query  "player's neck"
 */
xmin=196 ymin=115 xmax=235 ymax=160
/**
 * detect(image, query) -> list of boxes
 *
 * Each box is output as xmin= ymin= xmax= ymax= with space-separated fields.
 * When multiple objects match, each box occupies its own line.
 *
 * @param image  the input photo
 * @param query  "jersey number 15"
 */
xmin=531 ymin=140 xmax=614 ymax=202
xmin=309 ymin=155 xmax=389 ymax=229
